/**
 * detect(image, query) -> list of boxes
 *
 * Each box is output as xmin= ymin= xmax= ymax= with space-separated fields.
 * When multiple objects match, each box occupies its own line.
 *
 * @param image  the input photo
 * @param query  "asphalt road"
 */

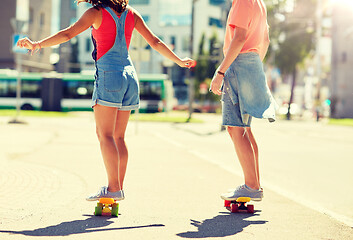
xmin=0 ymin=112 xmax=352 ymax=240
xmin=148 ymin=114 xmax=353 ymax=226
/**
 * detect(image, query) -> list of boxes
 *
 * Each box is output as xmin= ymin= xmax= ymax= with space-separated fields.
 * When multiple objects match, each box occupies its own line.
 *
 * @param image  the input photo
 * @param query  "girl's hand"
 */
xmin=17 ymin=37 xmax=40 ymax=55
xmin=178 ymin=58 xmax=196 ymax=68
xmin=210 ymin=71 xmax=223 ymax=95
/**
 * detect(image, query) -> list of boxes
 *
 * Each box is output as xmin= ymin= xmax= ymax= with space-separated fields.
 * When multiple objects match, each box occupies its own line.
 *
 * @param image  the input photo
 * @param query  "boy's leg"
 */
xmin=113 ymin=110 xmax=131 ymax=191
xmin=245 ymin=127 xmax=260 ymax=186
xmin=227 ymin=126 xmax=260 ymax=190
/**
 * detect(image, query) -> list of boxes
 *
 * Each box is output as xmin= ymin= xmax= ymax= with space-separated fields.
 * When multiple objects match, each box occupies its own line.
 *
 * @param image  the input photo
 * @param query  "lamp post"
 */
xmin=315 ymin=0 xmax=323 ymax=121
xmin=187 ymin=0 xmax=198 ymax=121
xmin=9 ymin=18 xmax=27 ymax=124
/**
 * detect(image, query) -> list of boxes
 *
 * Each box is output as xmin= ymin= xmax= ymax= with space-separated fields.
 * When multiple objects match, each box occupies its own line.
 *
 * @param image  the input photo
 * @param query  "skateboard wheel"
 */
xmin=111 ymin=206 xmax=118 ymax=217
xmin=230 ymin=203 xmax=238 ymax=213
xmin=224 ymin=200 xmax=231 ymax=207
xmin=95 ymin=206 xmax=103 ymax=216
xmin=247 ymin=204 xmax=254 ymax=213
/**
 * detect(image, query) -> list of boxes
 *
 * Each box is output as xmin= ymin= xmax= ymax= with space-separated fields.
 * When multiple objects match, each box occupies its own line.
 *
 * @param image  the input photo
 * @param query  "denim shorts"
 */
xmin=91 ymin=65 xmax=139 ymax=110
xmin=221 ymin=52 xmax=277 ymax=127
xmin=222 ymin=87 xmax=252 ymax=127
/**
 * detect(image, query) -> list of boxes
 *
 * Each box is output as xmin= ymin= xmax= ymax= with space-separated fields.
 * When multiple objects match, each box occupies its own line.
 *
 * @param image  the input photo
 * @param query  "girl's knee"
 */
xmin=96 ymin=127 xmax=114 ymax=142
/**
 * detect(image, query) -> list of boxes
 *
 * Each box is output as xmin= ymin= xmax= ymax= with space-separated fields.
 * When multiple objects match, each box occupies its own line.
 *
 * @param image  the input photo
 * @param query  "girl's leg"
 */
xmin=227 ymin=126 xmax=260 ymax=190
xmin=113 ymin=110 xmax=131 ymax=190
xmin=94 ymin=105 xmax=121 ymax=192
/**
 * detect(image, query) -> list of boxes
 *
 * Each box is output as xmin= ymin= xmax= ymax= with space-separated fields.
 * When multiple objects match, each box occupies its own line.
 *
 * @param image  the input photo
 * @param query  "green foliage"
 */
xmin=275 ymin=22 xmax=314 ymax=74
xmin=265 ymin=0 xmax=316 ymax=73
xmin=194 ymin=31 xmax=221 ymax=102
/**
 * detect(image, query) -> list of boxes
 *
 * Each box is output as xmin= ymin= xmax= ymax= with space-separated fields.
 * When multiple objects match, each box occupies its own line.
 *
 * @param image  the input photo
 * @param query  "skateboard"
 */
xmin=94 ymin=198 xmax=119 ymax=217
xmin=224 ymin=197 xmax=254 ymax=213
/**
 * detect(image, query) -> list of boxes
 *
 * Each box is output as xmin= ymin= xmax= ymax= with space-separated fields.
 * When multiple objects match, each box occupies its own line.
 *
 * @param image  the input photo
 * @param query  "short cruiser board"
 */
xmin=94 ymin=198 xmax=119 ymax=217
xmin=224 ymin=197 xmax=254 ymax=213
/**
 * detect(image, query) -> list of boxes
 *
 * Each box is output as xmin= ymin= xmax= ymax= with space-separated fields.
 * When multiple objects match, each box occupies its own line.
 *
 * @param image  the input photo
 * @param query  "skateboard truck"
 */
xmin=224 ymin=197 xmax=254 ymax=213
xmin=94 ymin=198 xmax=119 ymax=217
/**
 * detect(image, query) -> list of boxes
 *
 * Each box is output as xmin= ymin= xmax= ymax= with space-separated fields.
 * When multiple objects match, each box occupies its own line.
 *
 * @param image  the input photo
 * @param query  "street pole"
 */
xmin=15 ymin=53 xmax=22 ymax=120
xmin=9 ymin=18 xmax=27 ymax=124
xmin=315 ymin=0 xmax=322 ymax=122
xmin=187 ymin=0 xmax=197 ymax=121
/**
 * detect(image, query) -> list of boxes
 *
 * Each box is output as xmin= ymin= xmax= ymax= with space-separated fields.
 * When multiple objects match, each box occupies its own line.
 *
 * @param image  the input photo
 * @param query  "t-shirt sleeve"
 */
xmin=228 ymin=0 xmax=252 ymax=30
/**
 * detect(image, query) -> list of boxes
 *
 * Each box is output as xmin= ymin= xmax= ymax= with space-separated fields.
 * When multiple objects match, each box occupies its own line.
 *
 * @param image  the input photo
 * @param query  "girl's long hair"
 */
xmin=77 ymin=0 xmax=129 ymax=13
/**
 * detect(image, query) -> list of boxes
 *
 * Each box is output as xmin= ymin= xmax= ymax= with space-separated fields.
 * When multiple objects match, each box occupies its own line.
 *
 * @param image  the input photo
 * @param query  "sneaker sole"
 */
xmin=221 ymin=196 xmax=263 ymax=201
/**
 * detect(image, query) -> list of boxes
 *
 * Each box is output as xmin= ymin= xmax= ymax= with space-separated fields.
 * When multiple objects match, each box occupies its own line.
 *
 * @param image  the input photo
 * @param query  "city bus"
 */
xmin=0 ymin=70 xmax=175 ymax=113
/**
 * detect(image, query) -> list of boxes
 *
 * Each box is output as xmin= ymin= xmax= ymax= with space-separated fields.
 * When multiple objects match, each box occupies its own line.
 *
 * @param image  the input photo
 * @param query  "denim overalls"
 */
xmin=91 ymin=7 xmax=139 ymax=110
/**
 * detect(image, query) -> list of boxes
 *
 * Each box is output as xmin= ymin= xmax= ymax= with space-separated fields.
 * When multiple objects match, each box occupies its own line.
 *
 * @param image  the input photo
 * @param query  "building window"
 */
xmin=86 ymin=37 xmax=91 ymax=52
xmin=40 ymin=13 xmax=45 ymax=27
xmin=141 ymin=15 xmax=150 ymax=23
xmin=170 ymin=36 xmax=176 ymax=50
xmin=182 ymin=36 xmax=190 ymax=52
xmin=70 ymin=1 xmax=77 ymax=9
xmin=209 ymin=17 xmax=223 ymax=28
xmin=132 ymin=0 xmax=150 ymax=4
xmin=209 ymin=0 xmax=225 ymax=5
xmin=159 ymin=1 xmax=191 ymax=27
xmin=342 ymin=52 xmax=347 ymax=63
xmin=70 ymin=18 xmax=77 ymax=26
xmin=29 ymin=8 xmax=34 ymax=24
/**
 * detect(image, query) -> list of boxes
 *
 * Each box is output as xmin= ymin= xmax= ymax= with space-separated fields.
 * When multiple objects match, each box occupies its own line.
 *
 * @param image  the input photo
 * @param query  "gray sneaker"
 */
xmin=86 ymin=186 xmax=125 ymax=201
xmin=228 ymin=186 xmax=264 ymax=195
xmin=221 ymin=184 xmax=263 ymax=201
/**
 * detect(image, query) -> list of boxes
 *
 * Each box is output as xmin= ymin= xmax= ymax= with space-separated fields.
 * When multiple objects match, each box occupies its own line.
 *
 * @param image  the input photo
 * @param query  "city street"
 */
xmin=0 ymin=113 xmax=352 ymax=240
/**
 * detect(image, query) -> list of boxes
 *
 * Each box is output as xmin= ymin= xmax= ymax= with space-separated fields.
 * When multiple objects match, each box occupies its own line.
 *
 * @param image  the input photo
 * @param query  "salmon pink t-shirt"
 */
xmin=223 ymin=0 xmax=269 ymax=59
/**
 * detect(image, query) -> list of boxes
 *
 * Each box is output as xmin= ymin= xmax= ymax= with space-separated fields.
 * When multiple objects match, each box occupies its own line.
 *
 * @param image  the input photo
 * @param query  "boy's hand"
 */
xmin=210 ymin=72 xmax=223 ymax=95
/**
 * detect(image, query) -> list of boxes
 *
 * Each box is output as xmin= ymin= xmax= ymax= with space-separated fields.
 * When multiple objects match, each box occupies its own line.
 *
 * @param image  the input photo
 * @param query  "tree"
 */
xmin=265 ymin=0 xmax=316 ymax=119
xmin=194 ymin=31 xmax=221 ymax=103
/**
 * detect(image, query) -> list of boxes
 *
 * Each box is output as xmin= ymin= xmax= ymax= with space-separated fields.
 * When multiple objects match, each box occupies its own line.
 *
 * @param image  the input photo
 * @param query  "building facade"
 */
xmin=0 ymin=0 xmax=54 ymax=72
xmin=330 ymin=1 xmax=353 ymax=118
xmin=0 ymin=0 xmax=16 ymax=69
xmin=74 ymin=0 xmax=227 ymax=102
xmin=55 ymin=0 xmax=80 ymax=73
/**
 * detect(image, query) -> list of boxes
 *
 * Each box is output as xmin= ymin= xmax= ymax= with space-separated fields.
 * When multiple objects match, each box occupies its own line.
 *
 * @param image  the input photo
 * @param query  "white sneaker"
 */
xmin=221 ymin=184 xmax=263 ymax=201
xmin=86 ymin=186 xmax=125 ymax=201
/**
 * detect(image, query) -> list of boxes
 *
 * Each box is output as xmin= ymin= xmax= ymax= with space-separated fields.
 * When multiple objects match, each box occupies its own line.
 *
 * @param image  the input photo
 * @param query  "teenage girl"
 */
xmin=17 ymin=0 xmax=195 ymax=201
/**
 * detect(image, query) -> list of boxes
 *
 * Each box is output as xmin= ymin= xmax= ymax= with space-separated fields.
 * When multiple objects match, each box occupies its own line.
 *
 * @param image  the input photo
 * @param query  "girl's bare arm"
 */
xmin=17 ymin=8 xmax=100 ymax=52
xmin=132 ymin=8 xmax=194 ymax=68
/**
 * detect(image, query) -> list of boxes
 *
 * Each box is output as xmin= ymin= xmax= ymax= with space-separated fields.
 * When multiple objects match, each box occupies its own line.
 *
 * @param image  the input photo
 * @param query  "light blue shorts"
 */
xmin=222 ymin=87 xmax=252 ymax=127
xmin=221 ymin=52 xmax=276 ymax=127
xmin=91 ymin=65 xmax=140 ymax=110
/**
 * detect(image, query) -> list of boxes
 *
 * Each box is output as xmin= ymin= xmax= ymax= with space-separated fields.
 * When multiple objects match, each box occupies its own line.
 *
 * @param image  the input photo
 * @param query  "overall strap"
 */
xmin=104 ymin=7 xmax=129 ymax=56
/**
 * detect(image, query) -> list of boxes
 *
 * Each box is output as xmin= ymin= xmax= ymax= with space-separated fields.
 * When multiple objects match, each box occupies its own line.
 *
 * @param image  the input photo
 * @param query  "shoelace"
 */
xmin=98 ymin=186 xmax=108 ymax=196
xmin=236 ymin=185 xmax=245 ymax=191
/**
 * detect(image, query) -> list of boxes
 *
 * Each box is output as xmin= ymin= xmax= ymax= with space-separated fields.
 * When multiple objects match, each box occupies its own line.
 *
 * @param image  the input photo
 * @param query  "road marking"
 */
xmin=151 ymin=131 xmax=353 ymax=228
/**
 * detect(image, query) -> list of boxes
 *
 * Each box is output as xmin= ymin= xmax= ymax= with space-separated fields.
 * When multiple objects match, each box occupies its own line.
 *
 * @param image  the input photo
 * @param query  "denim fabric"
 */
xmin=222 ymin=86 xmax=252 ymax=127
xmin=222 ymin=52 xmax=277 ymax=125
xmin=91 ymin=7 xmax=139 ymax=110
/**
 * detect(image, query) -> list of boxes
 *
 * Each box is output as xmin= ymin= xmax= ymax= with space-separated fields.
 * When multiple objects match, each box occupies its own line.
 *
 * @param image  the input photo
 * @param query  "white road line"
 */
xmin=151 ymin=131 xmax=353 ymax=228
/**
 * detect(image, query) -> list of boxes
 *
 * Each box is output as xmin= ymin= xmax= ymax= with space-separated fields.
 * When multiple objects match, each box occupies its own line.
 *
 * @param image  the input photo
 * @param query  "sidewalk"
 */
xmin=0 ymin=114 xmax=352 ymax=240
